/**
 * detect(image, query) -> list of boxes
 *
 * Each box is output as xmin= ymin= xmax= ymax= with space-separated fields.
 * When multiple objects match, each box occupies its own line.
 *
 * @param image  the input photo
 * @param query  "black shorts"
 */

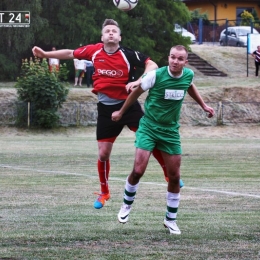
xmin=96 ymin=101 xmax=144 ymax=140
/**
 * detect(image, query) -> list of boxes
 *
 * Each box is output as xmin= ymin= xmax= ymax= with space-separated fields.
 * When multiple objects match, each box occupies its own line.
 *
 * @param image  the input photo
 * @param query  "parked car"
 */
xmin=219 ymin=26 xmax=259 ymax=47
xmin=174 ymin=24 xmax=196 ymax=44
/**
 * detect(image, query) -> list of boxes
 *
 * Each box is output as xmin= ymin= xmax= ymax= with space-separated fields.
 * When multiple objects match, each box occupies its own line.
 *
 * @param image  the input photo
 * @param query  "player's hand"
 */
xmin=204 ymin=105 xmax=215 ymax=118
xmin=111 ymin=111 xmax=122 ymax=122
xmin=125 ymin=79 xmax=141 ymax=93
xmin=32 ymin=46 xmax=46 ymax=58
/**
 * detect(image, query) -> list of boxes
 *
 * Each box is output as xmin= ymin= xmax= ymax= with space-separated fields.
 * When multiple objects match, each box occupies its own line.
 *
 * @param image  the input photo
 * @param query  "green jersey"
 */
xmin=141 ymin=66 xmax=194 ymax=126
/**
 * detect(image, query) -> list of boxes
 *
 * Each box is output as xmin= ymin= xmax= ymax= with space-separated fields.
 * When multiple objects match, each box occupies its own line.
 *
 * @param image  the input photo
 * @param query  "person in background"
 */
xmin=32 ymin=19 xmax=183 ymax=211
xmin=74 ymin=58 xmax=86 ymax=86
xmin=48 ymin=47 xmax=60 ymax=72
xmin=252 ymin=45 xmax=260 ymax=78
xmin=112 ymin=45 xmax=215 ymax=235
xmin=84 ymin=60 xmax=94 ymax=87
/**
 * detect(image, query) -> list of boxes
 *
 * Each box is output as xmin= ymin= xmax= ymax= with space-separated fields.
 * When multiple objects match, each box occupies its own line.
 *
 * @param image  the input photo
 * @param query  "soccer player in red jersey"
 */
xmin=32 ymin=19 xmax=183 ymax=209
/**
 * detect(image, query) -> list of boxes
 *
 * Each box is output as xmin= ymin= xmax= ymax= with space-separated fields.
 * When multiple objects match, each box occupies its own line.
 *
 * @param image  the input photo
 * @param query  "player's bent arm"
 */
xmin=188 ymin=83 xmax=215 ymax=118
xmin=126 ymin=60 xmax=158 ymax=93
xmin=32 ymin=46 xmax=74 ymax=60
xmin=112 ymin=86 xmax=144 ymax=122
xmin=187 ymin=83 xmax=207 ymax=109
xmin=143 ymin=59 xmax=158 ymax=74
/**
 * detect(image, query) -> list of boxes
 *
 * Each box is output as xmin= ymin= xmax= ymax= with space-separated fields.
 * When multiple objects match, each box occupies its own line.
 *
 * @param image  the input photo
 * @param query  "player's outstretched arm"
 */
xmin=112 ymin=86 xmax=145 ymax=122
xmin=32 ymin=46 xmax=74 ymax=60
xmin=188 ymin=83 xmax=215 ymax=118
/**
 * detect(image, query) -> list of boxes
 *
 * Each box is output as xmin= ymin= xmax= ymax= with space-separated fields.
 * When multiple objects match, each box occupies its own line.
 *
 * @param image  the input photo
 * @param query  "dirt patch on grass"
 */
xmin=0 ymin=88 xmax=17 ymax=102
xmin=184 ymin=86 xmax=260 ymax=103
xmin=0 ymin=87 xmax=98 ymax=103
xmin=65 ymin=88 xmax=97 ymax=102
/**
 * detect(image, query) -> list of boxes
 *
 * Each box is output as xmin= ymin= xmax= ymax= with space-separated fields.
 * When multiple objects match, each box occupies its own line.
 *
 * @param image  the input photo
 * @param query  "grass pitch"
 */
xmin=0 ymin=127 xmax=259 ymax=259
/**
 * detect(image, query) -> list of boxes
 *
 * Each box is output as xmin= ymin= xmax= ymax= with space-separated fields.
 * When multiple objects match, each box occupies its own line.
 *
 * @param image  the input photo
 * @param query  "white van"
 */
xmin=219 ymin=26 xmax=259 ymax=47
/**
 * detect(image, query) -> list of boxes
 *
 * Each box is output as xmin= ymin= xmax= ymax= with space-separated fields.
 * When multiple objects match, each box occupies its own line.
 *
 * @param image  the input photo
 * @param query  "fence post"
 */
xmin=76 ymin=104 xmax=80 ymax=127
xmin=199 ymin=18 xmax=203 ymax=44
xmin=27 ymin=102 xmax=30 ymax=127
xmin=217 ymin=101 xmax=223 ymax=125
xmin=225 ymin=19 xmax=228 ymax=45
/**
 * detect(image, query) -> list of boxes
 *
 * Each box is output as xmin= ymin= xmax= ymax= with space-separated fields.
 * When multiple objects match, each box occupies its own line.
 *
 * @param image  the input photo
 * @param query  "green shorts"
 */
xmin=135 ymin=116 xmax=182 ymax=155
xmin=75 ymin=69 xmax=84 ymax=78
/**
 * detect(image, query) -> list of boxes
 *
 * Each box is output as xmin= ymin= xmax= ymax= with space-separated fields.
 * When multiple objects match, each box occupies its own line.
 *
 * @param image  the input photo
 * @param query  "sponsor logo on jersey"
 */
xmin=97 ymin=69 xmax=123 ymax=77
xmin=164 ymin=89 xmax=184 ymax=100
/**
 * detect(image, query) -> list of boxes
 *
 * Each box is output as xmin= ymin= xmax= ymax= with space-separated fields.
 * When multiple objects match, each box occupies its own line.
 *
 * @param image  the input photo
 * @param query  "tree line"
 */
xmin=0 ymin=0 xmax=192 ymax=81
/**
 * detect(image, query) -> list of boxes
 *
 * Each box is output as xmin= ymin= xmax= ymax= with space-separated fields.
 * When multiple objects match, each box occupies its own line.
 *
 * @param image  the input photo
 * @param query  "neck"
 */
xmin=170 ymin=70 xmax=182 ymax=77
xmin=104 ymin=43 xmax=119 ymax=54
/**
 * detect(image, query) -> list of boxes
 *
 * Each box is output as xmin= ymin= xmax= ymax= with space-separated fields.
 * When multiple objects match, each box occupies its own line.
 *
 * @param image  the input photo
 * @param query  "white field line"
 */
xmin=1 ymin=164 xmax=260 ymax=199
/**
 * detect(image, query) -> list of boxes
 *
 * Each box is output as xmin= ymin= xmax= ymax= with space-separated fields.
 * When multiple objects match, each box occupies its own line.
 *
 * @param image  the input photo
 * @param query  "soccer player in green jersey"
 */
xmin=111 ymin=45 xmax=215 ymax=234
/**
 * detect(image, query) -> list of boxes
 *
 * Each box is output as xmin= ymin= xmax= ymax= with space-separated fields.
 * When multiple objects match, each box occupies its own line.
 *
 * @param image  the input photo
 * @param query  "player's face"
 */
xmin=168 ymin=48 xmax=188 ymax=76
xmin=101 ymin=25 xmax=121 ymax=45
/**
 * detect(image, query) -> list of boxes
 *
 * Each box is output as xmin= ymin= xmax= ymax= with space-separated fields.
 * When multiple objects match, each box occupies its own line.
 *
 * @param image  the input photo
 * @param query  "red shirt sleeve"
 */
xmin=73 ymin=43 xmax=103 ymax=60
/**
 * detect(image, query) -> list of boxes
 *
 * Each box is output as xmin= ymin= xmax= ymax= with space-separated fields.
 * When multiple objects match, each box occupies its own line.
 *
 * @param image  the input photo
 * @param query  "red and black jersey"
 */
xmin=253 ymin=50 xmax=260 ymax=62
xmin=73 ymin=43 xmax=150 ymax=100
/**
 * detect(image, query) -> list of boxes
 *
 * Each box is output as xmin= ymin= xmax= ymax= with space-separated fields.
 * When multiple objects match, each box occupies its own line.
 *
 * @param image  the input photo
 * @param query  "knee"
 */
xmin=168 ymin=172 xmax=180 ymax=184
xmin=131 ymin=170 xmax=144 ymax=182
xmin=99 ymin=151 xmax=110 ymax=161
xmin=99 ymin=155 xmax=109 ymax=161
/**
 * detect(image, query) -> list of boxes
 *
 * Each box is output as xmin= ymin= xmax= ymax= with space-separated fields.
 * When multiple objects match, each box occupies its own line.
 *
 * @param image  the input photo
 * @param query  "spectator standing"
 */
xmin=48 ymin=47 xmax=60 ymax=72
xmin=74 ymin=59 xmax=86 ymax=86
xmin=84 ymin=60 xmax=94 ymax=87
xmin=252 ymin=45 xmax=260 ymax=77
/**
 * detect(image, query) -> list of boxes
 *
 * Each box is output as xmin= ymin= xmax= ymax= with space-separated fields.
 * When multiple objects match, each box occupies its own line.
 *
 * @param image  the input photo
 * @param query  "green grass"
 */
xmin=0 ymin=129 xmax=260 ymax=259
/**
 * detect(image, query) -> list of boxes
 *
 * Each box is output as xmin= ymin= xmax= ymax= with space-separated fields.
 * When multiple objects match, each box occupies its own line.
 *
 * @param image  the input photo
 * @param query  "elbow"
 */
xmin=147 ymin=60 xmax=158 ymax=70
xmin=153 ymin=61 xmax=159 ymax=69
xmin=69 ymin=50 xmax=75 ymax=59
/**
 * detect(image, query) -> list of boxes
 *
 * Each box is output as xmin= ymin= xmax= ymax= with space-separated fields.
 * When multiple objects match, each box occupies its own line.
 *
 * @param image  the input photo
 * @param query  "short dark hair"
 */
xmin=102 ymin=19 xmax=121 ymax=34
xmin=102 ymin=19 xmax=119 ymax=28
xmin=170 ymin=45 xmax=188 ymax=53
xmin=170 ymin=45 xmax=188 ymax=58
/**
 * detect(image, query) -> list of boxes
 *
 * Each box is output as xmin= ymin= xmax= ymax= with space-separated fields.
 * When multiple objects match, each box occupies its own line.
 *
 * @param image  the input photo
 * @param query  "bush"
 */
xmin=15 ymin=58 xmax=69 ymax=128
xmin=241 ymin=10 xmax=254 ymax=26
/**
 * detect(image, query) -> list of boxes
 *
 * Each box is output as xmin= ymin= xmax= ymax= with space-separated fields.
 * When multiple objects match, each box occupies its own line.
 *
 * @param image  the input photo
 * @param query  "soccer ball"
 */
xmin=113 ymin=0 xmax=138 ymax=11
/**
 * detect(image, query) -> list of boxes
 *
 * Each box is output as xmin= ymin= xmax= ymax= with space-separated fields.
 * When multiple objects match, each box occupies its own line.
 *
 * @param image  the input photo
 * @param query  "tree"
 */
xmin=190 ymin=8 xmax=211 ymax=25
xmin=35 ymin=0 xmax=191 ymax=71
xmin=0 ymin=0 xmax=47 ymax=80
xmin=252 ymin=9 xmax=260 ymax=26
xmin=241 ymin=10 xmax=254 ymax=26
xmin=1 ymin=0 xmax=192 ymax=80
